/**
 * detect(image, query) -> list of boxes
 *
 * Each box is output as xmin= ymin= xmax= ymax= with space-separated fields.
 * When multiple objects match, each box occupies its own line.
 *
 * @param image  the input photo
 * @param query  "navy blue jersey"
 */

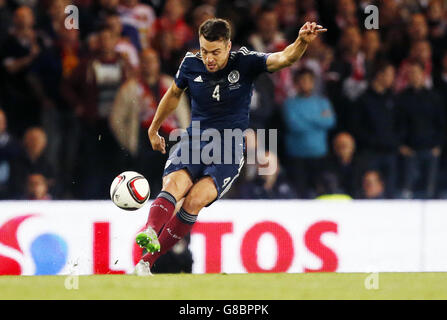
xmin=174 ymin=47 xmax=270 ymax=131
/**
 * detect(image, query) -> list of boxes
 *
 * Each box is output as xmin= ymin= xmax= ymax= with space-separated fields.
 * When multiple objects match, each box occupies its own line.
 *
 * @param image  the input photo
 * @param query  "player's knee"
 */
xmin=183 ymin=188 xmax=216 ymax=213
xmin=162 ymin=175 xmax=191 ymax=200
xmin=182 ymin=197 xmax=206 ymax=214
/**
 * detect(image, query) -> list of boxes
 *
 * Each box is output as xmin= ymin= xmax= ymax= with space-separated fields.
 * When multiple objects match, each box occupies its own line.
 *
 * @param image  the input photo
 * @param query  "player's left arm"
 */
xmin=266 ymin=22 xmax=327 ymax=73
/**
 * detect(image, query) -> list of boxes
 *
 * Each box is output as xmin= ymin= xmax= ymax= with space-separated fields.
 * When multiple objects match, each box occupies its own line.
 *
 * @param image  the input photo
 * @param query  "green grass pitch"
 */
xmin=1 ymin=273 xmax=446 ymax=300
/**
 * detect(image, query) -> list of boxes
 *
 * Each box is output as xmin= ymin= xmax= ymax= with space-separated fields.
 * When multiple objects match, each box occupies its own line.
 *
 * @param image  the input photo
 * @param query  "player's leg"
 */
xmin=181 ymin=176 xmax=218 ymax=214
xmin=136 ymin=169 xmax=193 ymax=253
xmin=146 ymin=169 xmax=193 ymax=231
xmin=140 ymin=177 xmax=217 ymax=268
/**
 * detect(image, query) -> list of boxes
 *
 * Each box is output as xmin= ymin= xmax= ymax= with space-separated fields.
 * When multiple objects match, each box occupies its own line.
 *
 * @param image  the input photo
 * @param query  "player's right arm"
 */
xmin=148 ymin=81 xmax=184 ymax=154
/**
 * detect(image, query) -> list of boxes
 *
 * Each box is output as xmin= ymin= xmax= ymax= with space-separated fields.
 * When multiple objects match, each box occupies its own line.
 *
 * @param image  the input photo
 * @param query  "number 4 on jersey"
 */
xmin=212 ymin=85 xmax=220 ymax=101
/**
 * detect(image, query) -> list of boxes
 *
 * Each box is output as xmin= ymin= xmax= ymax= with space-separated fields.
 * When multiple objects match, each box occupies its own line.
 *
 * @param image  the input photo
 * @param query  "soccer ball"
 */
xmin=110 ymin=171 xmax=150 ymax=210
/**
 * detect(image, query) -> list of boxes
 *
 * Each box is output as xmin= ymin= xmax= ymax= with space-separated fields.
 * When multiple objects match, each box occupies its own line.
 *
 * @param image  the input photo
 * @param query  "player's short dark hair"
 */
xmin=199 ymin=18 xmax=231 ymax=42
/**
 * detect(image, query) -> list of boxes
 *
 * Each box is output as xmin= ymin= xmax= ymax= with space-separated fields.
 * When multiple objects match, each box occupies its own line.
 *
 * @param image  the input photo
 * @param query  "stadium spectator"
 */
xmin=62 ymin=27 xmax=131 ymax=199
xmin=326 ymin=26 xmax=366 ymax=132
xmin=10 ymin=0 xmax=38 ymax=10
xmin=359 ymin=170 xmax=386 ymax=200
xmin=231 ymin=149 xmax=297 ymax=200
xmin=88 ymin=0 xmax=141 ymax=51
xmin=362 ymin=30 xmax=383 ymax=81
xmin=338 ymin=26 xmax=368 ymax=101
xmin=29 ymin=26 xmax=84 ymax=198
xmin=118 ymin=0 xmax=157 ymax=50
xmin=0 ymin=0 xmax=13 ymax=46
xmin=27 ymin=28 xmax=82 ymax=188
xmin=39 ymin=0 xmax=69 ymax=40
xmin=104 ymin=12 xmax=140 ymax=69
xmin=389 ymin=12 xmax=430 ymax=67
xmin=63 ymin=27 xmax=131 ymax=126
xmin=314 ymin=171 xmax=352 ymax=200
xmin=434 ymin=51 xmax=447 ymax=122
xmin=438 ymin=53 xmax=447 ymax=195
xmin=152 ymin=29 xmax=185 ymax=77
xmin=248 ymin=4 xmax=292 ymax=105
xmin=354 ymin=62 xmax=399 ymax=198
xmin=96 ymin=0 xmax=119 ymax=14
xmin=323 ymin=132 xmax=361 ymax=197
xmin=248 ymin=73 xmax=277 ymax=130
xmin=0 ymin=0 xmax=446 ymax=200
xmin=24 ymin=173 xmax=52 ymax=200
xmin=0 ymin=6 xmax=46 ymax=136
xmin=230 ymin=130 xmax=296 ymax=199
xmin=9 ymin=127 xmax=55 ymax=198
xmin=322 ymin=0 xmax=360 ymax=47
xmin=110 ymin=48 xmax=190 ymax=196
xmin=397 ymin=61 xmax=445 ymax=199
xmin=184 ymin=4 xmax=216 ymax=52
xmin=395 ymin=40 xmax=433 ymax=92
xmin=297 ymin=35 xmax=334 ymax=96
xmin=408 ymin=13 xmax=429 ymax=43
xmin=282 ymin=68 xmax=336 ymax=198
xmin=378 ymin=0 xmax=407 ymax=65
xmin=153 ymin=0 xmax=193 ymax=51
xmin=378 ymin=0 xmax=402 ymax=35
xmin=275 ymin=0 xmax=299 ymax=39
xmin=0 ymin=108 xmax=21 ymax=199
xmin=426 ymin=0 xmax=447 ymax=67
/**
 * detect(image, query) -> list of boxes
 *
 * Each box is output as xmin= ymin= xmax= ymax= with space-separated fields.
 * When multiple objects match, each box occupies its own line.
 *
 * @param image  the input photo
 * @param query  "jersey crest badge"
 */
xmin=228 ymin=70 xmax=240 ymax=84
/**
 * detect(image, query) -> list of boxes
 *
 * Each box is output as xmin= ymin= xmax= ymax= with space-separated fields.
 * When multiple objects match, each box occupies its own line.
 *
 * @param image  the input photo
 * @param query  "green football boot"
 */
xmin=136 ymin=226 xmax=161 ymax=253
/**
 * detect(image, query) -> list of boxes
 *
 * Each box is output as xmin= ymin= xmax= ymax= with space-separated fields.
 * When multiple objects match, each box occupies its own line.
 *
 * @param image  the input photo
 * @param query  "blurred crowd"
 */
xmin=0 ymin=0 xmax=447 ymax=201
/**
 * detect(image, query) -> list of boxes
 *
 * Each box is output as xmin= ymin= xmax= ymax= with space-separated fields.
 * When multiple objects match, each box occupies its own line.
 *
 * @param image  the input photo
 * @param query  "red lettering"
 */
xmin=0 ymin=255 xmax=21 ymax=275
xmin=0 ymin=214 xmax=35 ymax=253
xmin=93 ymin=222 xmax=125 ymax=274
xmin=132 ymin=227 xmax=144 ymax=266
xmin=192 ymin=222 xmax=233 ymax=273
xmin=304 ymin=221 xmax=338 ymax=272
xmin=241 ymin=221 xmax=294 ymax=273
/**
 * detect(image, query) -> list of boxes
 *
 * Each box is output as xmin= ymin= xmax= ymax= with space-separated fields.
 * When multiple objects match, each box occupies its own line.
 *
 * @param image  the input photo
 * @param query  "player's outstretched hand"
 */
xmin=148 ymin=130 xmax=166 ymax=154
xmin=298 ymin=22 xmax=327 ymax=44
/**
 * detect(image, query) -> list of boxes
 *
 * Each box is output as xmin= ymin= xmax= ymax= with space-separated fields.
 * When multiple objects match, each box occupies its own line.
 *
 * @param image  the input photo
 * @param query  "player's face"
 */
xmin=199 ymin=36 xmax=231 ymax=73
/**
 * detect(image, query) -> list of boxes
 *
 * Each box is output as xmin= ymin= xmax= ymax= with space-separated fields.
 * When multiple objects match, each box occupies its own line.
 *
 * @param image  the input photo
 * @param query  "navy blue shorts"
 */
xmin=163 ymin=129 xmax=245 ymax=205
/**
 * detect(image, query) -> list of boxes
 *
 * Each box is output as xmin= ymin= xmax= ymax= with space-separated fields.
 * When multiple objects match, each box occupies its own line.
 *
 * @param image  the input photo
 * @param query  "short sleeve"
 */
xmin=174 ymin=53 xmax=191 ymax=90
xmin=239 ymin=47 xmax=271 ymax=78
